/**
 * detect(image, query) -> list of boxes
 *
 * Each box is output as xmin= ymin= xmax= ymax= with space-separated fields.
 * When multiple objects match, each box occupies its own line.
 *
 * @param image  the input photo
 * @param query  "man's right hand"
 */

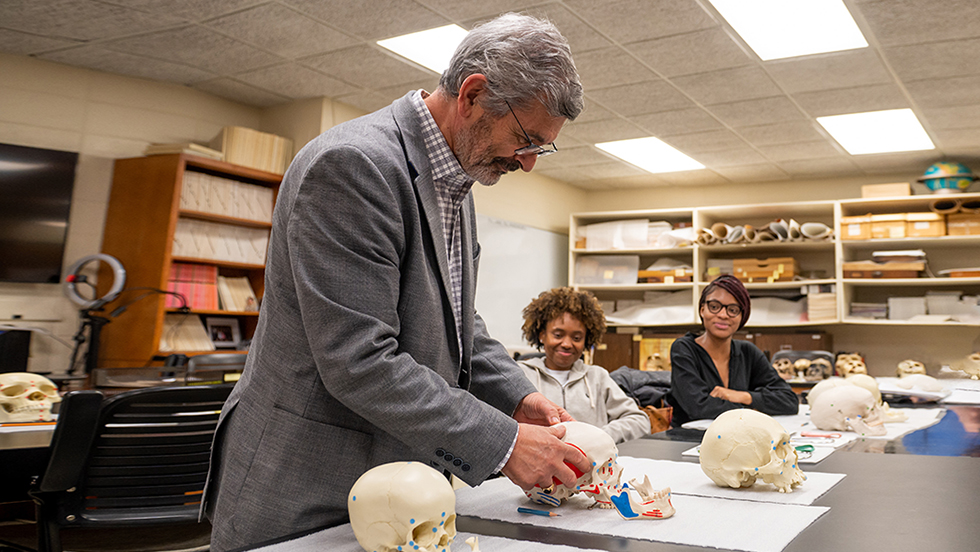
xmin=500 ymin=423 xmax=591 ymax=491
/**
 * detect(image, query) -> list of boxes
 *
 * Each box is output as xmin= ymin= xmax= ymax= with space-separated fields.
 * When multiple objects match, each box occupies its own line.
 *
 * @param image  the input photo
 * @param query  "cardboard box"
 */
xmin=861 ymin=182 xmax=911 ymax=198
xmin=840 ymin=214 xmax=872 ymax=240
xmin=871 ymin=213 xmax=907 ymax=239
xmin=947 ymin=213 xmax=980 ymax=236
xmin=906 ymin=212 xmax=945 ymax=237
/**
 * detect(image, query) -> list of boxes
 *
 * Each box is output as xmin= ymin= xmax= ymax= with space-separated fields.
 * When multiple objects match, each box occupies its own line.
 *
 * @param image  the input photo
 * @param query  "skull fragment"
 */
xmin=0 ymin=373 xmax=60 ymax=423
xmin=699 ymin=409 xmax=806 ymax=493
xmin=896 ymin=359 xmax=926 ymax=378
xmin=347 ymin=462 xmax=457 ymax=552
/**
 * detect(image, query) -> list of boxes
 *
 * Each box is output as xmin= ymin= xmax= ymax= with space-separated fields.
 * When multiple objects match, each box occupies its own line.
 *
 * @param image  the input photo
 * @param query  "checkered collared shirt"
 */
xmin=410 ymin=90 xmax=475 ymax=358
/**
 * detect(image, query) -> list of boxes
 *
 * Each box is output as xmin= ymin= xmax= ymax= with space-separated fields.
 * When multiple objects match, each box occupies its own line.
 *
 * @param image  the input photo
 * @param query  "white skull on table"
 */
xmin=896 ymin=359 xmax=927 ymax=378
xmin=0 ymin=373 xmax=60 ymax=423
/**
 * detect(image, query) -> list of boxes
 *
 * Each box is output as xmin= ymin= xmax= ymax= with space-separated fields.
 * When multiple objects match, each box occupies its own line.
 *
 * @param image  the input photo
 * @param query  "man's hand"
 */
xmin=501 ymin=423 xmax=590 ymax=491
xmin=513 ymin=392 xmax=574 ymax=426
xmin=710 ymin=386 xmax=752 ymax=405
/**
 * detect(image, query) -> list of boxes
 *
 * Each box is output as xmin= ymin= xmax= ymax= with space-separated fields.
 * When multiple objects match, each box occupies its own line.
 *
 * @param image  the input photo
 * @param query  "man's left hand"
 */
xmin=513 ymin=392 xmax=574 ymax=426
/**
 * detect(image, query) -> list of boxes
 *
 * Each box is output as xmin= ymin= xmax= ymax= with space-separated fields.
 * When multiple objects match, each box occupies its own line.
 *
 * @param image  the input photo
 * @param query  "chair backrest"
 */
xmin=41 ymin=384 xmax=233 ymax=528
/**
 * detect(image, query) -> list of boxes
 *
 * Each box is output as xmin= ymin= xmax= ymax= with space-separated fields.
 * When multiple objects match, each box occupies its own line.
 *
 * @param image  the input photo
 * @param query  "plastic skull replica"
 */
xmin=0 ymin=373 xmax=61 ymax=423
xmin=807 ymin=358 xmax=833 ymax=381
xmin=895 ymin=374 xmax=944 ymax=393
xmin=772 ymin=358 xmax=795 ymax=380
xmin=699 ymin=409 xmax=806 ymax=494
xmin=525 ymin=421 xmax=623 ymax=509
xmin=958 ymin=353 xmax=980 ymax=380
xmin=835 ymin=353 xmax=868 ymax=378
xmin=896 ymin=359 xmax=927 ymax=378
xmin=348 ymin=462 xmax=476 ymax=552
xmin=847 ymin=374 xmax=907 ymax=423
xmin=809 ymin=385 xmax=886 ymax=436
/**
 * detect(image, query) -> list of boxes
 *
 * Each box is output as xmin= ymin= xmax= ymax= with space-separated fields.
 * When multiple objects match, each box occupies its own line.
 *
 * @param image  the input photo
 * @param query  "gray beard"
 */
xmin=453 ymin=114 xmax=521 ymax=186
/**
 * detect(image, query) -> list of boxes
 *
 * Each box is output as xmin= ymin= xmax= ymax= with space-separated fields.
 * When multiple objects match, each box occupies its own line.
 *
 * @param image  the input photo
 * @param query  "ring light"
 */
xmin=64 ymin=254 xmax=126 ymax=309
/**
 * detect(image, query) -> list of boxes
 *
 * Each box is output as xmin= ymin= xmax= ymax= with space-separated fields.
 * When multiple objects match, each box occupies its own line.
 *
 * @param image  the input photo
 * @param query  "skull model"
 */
xmin=896 ymin=359 xmax=927 ymax=378
xmin=699 ymin=409 xmax=806 ymax=494
xmin=525 ymin=421 xmax=624 ymax=509
xmin=772 ymin=358 xmax=795 ymax=380
xmin=809 ymin=385 xmax=886 ymax=436
xmin=836 ymin=353 xmax=867 ymax=378
xmin=958 ymin=353 xmax=980 ymax=380
xmin=807 ymin=358 xmax=833 ymax=381
xmin=793 ymin=358 xmax=810 ymax=379
xmin=895 ymin=374 xmax=944 ymax=392
xmin=348 ymin=462 xmax=465 ymax=552
xmin=847 ymin=373 xmax=907 ymax=423
xmin=608 ymin=474 xmax=675 ymax=520
xmin=0 ymin=373 xmax=61 ymax=423
xmin=806 ymin=377 xmax=853 ymax=405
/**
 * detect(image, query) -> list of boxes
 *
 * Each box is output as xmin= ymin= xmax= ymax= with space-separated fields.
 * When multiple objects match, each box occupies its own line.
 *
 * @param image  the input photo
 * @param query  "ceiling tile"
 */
xmin=662 ymin=129 xmax=749 ymax=154
xmin=564 ymin=0 xmax=717 ymax=44
xmin=0 ymin=28 xmax=80 ymax=55
xmin=630 ymin=108 xmax=724 ymax=136
xmin=656 ymin=170 xmax=729 ymax=186
xmin=421 ymin=0 xmax=530 ymax=20
xmin=737 ymin=121 xmax=825 ymax=146
xmin=112 ymin=0 xmax=266 ymax=21
xmin=708 ymin=97 xmax=806 ymax=127
xmin=101 ymin=26 xmax=282 ymax=74
xmin=919 ymin=104 xmax=980 ymax=130
xmin=40 ymin=45 xmax=215 ymax=84
xmin=671 ymin=66 xmax=781 ymax=105
xmin=535 ymin=145 xmax=617 ymax=169
xmin=332 ymin=90 xmax=396 ymax=114
xmin=300 ymin=45 xmax=435 ymax=89
xmin=205 ymin=3 xmax=354 ymax=59
xmin=374 ymin=77 xmax=442 ymax=103
xmin=517 ymin=4 xmax=613 ymax=54
xmin=885 ymin=37 xmax=980 ymax=81
xmin=573 ymin=47 xmax=658 ymax=90
xmin=234 ymin=63 xmax=359 ymax=100
xmin=848 ymin=150 xmax=939 ymax=174
xmin=0 ymin=0 xmax=186 ymax=41
xmin=712 ymin=164 xmax=791 ymax=183
xmin=932 ymin=127 xmax=980 ymax=149
xmin=854 ymin=0 xmax=980 ymax=47
xmin=628 ymin=27 xmax=752 ymax=78
xmin=574 ymin=98 xmax=616 ymax=124
xmin=794 ymin=83 xmax=908 ymax=117
xmin=905 ymin=75 xmax=980 ymax=109
xmin=779 ymin=157 xmax=861 ymax=178
xmin=599 ymin=174 xmax=674 ymax=188
xmin=757 ymin=140 xmax=843 ymax=162
xmin=764 ymin=49 xmax=891 ymax=93
xmin=560 ymin=117 xmax=648 ymax=144
xmin=192 ymin=78 xmax=290 ymax=107
xmin=694 ymin=148 xmax=769 ymax=167
xmin=587 ymin=80 xmax=694 ymax=117
xmin=285 ymin=0 xmax=447 ymax=40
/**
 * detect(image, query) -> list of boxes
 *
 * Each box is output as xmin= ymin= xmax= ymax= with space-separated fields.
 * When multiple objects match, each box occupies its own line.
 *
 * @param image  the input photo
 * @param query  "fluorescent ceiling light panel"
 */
xmin=708 ymin=0 xmax=868 ymax=60
xmin=817 ymin=109 xmax=934 ymax=155
xmin=377 ymin=24 xmax=468 ymax=74
xmin=596 ymin=137 xmax=704 ymax=174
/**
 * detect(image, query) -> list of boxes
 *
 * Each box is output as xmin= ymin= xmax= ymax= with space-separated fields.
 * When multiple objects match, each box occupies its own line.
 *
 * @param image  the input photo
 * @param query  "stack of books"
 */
xmin=217 ymin=276 xmax=259 ymax=312
xmin=172 ymin=218 xmax=270 ymax=265
xmin=804 ymin=283 xmax=836 ymax=321
xmin=144 ymin=142 xmax=224 ymax=160
xmin=159 ymin=314 xmax=216 ymax=352
xmin=210 ymin=126 xmax=293 ymax=175
xmin=180 ymin=171 xmax=274 ymax=223
xmin=165 ymin=263 xmax=218 ymax=310
xmin=849 ymin=302 xmax=888 ymax=319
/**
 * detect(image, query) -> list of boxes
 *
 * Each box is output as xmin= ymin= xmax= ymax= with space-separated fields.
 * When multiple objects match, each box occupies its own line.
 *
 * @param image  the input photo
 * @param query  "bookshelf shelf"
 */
xmin=98 ymin=154 xmax=280 ymax=368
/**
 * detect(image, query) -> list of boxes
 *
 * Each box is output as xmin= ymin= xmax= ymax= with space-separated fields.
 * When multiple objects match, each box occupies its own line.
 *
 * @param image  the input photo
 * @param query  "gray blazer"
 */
xmin=204 ymin=92 xmax=537 ymax=551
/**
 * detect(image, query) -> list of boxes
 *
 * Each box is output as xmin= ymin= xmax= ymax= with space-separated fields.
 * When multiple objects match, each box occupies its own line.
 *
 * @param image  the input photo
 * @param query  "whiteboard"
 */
xmin=474 ymin=214 xmax=568 ymax=351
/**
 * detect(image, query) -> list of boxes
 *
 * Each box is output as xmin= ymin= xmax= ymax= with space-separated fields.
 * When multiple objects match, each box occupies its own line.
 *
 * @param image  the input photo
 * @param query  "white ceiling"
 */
xmin=2 ymin=0 xmax=979 ymax=190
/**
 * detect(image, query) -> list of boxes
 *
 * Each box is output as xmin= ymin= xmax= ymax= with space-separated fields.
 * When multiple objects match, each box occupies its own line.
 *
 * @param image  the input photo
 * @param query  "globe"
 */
xmin=918 ymin=161 xmax=977 ymax=194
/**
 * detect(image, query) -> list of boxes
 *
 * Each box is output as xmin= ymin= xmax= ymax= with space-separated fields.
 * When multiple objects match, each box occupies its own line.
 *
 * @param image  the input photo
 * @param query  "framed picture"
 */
xmin=206 ymin=317 xmax=241 ymax=349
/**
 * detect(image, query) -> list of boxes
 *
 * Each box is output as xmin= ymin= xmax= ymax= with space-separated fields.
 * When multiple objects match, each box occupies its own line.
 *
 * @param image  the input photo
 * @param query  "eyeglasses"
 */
xmin=506 ymin=101 xmax=558 ymax=157
xmin=704 ymin=300 xmax=742 ymax=317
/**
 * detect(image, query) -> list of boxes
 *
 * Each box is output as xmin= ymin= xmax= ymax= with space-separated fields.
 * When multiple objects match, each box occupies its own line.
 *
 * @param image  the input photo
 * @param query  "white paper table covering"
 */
xmin=253 ymin=524 xmax=607 ymax=552
xmin=795 ymin=407 xmax=944 ymax=441
xmin=617 ymin=456 xmax=844 ymax=504
xmin=681 ymin=440 xmax=840 ymax=464
xmin=454 ymin=477 xmax=829 ymax=552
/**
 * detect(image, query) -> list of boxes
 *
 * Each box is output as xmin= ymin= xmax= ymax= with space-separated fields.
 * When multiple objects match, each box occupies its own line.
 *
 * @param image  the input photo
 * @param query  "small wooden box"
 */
xmin=906 ymin=212 xmax=945 ymax=237
xmin=733 ymin=257 xmax=797 ymax=282
xmin=947 ymin=213 xmax=980 ymax=236
xmin=871 ymin=213 xmax=907 ymax=239
xmin=842 ymin=260 xmax=924 ymax=278
xmin=637 ymin=268 xmax=693 ymax=283
xmin=840 ymin=214 xmax=872 ymax=240
xmin=861 ymin=182 xmax=911 ymax=198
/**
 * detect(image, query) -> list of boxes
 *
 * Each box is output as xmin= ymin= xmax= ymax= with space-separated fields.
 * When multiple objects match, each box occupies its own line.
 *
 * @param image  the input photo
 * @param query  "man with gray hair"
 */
xmin=204 ymin=12 xmax=587 ymax=550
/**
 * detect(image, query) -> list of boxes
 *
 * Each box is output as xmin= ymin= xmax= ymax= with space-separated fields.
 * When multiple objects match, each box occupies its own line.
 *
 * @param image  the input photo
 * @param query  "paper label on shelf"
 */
xmin=665 ymin=275 xmax=674 ymax=283
xmin=847 ymin=224 xmax=861 ymax=235
xmin=604 ymin=269 xmax=614 ymax=279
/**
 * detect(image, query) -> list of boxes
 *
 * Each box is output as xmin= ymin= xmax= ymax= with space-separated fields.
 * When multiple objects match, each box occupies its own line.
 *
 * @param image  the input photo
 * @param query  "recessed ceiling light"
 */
xmin=596 ymin=137 xmax=705 ymax=174
xmin=377 ymin=24 xmax=469 ymax=74
xmin=817 ymin=109 xmax=935 ymax=155
xmin=708 ymin=0 xmax=868 ymax=60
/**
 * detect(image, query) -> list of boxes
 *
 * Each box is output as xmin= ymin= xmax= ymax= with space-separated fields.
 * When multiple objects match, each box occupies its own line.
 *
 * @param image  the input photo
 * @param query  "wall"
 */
xmin=0 ymin=53 xmax=263 ymax=374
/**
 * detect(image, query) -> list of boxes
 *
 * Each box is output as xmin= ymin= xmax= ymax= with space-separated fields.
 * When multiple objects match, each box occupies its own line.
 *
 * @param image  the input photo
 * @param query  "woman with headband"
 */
xmin=667 ymin=275 xmax=799 ymax=425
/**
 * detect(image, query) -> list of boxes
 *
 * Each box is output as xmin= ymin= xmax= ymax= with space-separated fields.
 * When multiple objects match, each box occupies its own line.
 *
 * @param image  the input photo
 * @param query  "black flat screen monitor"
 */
xmin=0 ymin=143 xmax=78 ymax=283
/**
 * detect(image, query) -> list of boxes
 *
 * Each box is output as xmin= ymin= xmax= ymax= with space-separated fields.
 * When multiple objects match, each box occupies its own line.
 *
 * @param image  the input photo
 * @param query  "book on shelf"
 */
xmin=210 ymin=126 xmax=293 ymax=175
xmin=180 ymin=171 xmax=275 ymax=223
xmin=217 ymin=276 xmax=259 ymax=312
xmin=165 ymin=262 xmax=218 ymax=310
xmin=144 ymin=142 xmax=224 ymax=160
xmin=159 ymin=314 xmax=216 ymax=352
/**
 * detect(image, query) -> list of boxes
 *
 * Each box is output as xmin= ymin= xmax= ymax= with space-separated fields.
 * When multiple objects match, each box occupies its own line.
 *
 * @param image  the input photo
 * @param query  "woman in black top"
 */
xmin=667 ymin=275 xmax=798 ymax=425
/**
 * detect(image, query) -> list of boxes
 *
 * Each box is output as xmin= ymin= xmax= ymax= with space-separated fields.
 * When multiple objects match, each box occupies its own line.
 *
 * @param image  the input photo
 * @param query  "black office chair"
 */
xmin=15 ymin=384 xmax=233 ymax=552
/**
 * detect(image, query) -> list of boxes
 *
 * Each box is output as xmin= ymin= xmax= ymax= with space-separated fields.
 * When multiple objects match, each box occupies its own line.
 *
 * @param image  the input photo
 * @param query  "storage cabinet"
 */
xmin=96 ymin=154 xmax=280 ymax=368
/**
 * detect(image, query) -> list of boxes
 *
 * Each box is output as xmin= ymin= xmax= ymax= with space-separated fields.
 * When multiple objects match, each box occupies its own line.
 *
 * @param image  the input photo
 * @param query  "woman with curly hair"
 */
xmin=667 ymin=275 xmax=798 ymax=425
xmin=520 ymin=287 xmax=650 ymax=443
